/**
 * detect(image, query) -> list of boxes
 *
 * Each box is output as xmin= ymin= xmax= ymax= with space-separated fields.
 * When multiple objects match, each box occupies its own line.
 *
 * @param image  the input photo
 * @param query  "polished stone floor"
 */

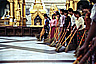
xmin=0 ymin=37 xmax=76 ymax=64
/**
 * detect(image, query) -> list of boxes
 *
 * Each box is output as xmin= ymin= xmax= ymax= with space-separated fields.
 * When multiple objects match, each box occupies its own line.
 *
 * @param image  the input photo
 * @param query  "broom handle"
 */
xmin=61 ymin=26 xmax=76 ymax=46
xmin=49 ymin=25 xmax=52 ymax=39
xmin=66 ymin=28 xmax=78 ymax=48
xmin=52 ymin=21 xmax=60 ymax=42
xmin=79 ymin=44 xmax=96 ymax=64
xmin=60 ymin=22 xmax=71 ymax=43
xmin=75 ymin=30 xmax=86 ymax=52
xmin=57 ymin=22 xmax=71 ymax=43
xmin=54 ymin=27 xmax=59 ymax=42
xmin=56 ymin=27 xmax=59 ymax=41
xmin=57 ymin=28 xmax=65 ymax=43
xmin=40 ymin=27 xmax=45 ymax=38
xmin=60 ymin=30 xmax=67 ymax=43
xmin=54 ymin=20 xmax=60 ymax=40
xmin=73 ymin=55 xmax=82 ymax=64
xmin=58 ymin=26 xmax=70 ymax=43
xmin=79 ymin=30 xmax=86 ymax=46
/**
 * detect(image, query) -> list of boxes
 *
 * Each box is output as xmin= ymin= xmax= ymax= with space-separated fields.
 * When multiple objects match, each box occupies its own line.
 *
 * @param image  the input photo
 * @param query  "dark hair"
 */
xmin=52 ymin=14 xmax=56 ymax=19
xmin=60 ymin=9 xmax=64 ymax=12
xmin=91 ymin=0 xmax=96 ymax=3
xmin=82 ymin=5 xmax=89 ymax=9
xmin=75 ymin=11 xmax=81 ymax=17
xmin=60 ymin=9 xmax=64 ymax=14
xmin=68 ymin=8 xmax=73 ymax=12
xmin=56 ymin=11 xmax=60 ymax=15
xmin=64 ymin=10 xmax=68 ymax=14
xmin=44 ymin=14 xmax=48 ymax=17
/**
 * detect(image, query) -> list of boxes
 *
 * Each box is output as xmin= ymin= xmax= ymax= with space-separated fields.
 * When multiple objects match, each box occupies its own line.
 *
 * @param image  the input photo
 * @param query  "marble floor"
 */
xmin=0 ymin=37 xmax=76 ymax=64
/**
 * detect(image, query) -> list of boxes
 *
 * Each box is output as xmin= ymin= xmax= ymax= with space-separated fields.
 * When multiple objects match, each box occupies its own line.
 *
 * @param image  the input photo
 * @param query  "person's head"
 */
xmin=60 ymin=9 xmax=64 ymax=15
xmin=44 ymin=14 xmax=48 ymax=19
xmin=82 ymin=5 xmax=90 ymax=13
xmin=56 ymin=11 xmax=59 ymax=15
xmin=68 ymin=8 xmax=73 ymax=15
xmin=52 ymin=14 xmax=56 ymax=19
xmin=75 ymin=11 xmax=81 ymax=18
xmin=91 ymin=0 xmax=96 ymax=3
xmin=64 ymin=10 xmax=68 ymax=16
xmin=56 ymin=13 xmax=60 ymax=19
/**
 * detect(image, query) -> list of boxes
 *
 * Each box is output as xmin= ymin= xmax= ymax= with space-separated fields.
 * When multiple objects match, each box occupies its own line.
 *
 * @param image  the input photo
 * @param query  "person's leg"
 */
xmin=77 ymin=31 xmax=80 ymax=46
xmin=44 ymin=33 xmax=47 ymax=39
xmin=51 ymin=27 xmax=55 ymax=39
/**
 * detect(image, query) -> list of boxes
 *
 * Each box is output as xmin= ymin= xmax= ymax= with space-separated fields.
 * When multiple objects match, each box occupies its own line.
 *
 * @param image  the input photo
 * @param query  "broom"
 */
xmin=75 ymin=30 xmax=86 ymax=57
xmin=54 ymin=27 xmax=65 ymax=47
xmin=56 ymin=26 xmax=76 ymax=51
xmin=74 ymin=39 xmax=94 ymax=64
xmin=79 ymin=43 xmax=96 ymax=64
xmin=55 ymin=29 xmax=66 ymax=48
xmin=49 ymin=27 xmax=58 ymax=46
xmin=65 ymin=26 xmax=81 ymax=52
xmin=44 ymin=24 xmax=52 ymax=43
xmin=56 ymin=22 xmax=71 ymax=48
xmin=39 ymin=27 xmax=45 ymax=41
xmin=50 ymin=19 xmax=61 ymax=45
xmin=56 ymin=30 xmax=68 ymax=48
xmin=73 ymin=55 xmax=82 ymax=64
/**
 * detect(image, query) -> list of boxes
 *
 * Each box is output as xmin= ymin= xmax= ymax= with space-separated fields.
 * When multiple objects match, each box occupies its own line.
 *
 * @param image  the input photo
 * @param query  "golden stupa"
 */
xmin=30 ymin=0 xmax=46 ymax=27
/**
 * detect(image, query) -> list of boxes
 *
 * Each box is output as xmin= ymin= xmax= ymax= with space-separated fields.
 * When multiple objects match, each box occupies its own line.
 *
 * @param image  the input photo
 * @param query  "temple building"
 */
xmin=66 ymin=0 xmax=91 ymax=11
xmin=25 ymin=0 xmax=66 ymax=14
xmin=0 ymin=0 xmax=92 ymax=36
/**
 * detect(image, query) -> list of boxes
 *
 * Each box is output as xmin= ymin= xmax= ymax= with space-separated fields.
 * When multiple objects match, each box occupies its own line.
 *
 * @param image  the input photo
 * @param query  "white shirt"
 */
xmin=71 ymin=14 xmax=76 ymax=26
xmin=60 ymin=15 xmax=66 ymax=27
xmin=75 ymin=17 xmax=85 ymax=30
xmin=50 ymin=19 xmax=57 ymax=27
xmin=90 ymin=3 xmax=96 ymax=22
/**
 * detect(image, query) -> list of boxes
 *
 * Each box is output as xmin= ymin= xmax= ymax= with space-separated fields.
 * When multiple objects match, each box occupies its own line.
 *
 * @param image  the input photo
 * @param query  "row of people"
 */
xmin=36 ymin=0 xmax=96 ymax=63
xmin=77 ymin=0 xmax=96 ymax=64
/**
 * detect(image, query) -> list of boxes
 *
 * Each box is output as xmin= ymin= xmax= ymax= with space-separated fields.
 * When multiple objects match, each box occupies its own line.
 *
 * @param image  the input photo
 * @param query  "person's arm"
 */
xmin=63 ymin=16 xmax=65 ymax=26
xmin=67 ymin=17 xmax=71 ymax=29
xmin=83 ymin=21 xmax=96 ymax=47
xmin=67 ymin=22 xmax=71 ymax=29
xmin=79 ymin=21 xmax=96 ymax=55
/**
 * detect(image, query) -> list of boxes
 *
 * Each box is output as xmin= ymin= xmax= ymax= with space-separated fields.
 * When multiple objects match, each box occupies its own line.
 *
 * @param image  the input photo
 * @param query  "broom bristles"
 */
xmin=65 ymin=46 xmax=69 ymax=52
xmin=76 ymin=45 xmax=80 ymax=53
xmin=50 ymin=41 xmax=55 ymax=46
xmin=56 ymin=45 xmax=62 ymax=51
xmin=56 ymin=43 xmax=60 ymax=48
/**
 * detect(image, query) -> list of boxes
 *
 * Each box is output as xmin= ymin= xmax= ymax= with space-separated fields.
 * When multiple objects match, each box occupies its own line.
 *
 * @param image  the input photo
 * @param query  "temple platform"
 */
xmin=0 ymin=37 xmax=76 ymax=64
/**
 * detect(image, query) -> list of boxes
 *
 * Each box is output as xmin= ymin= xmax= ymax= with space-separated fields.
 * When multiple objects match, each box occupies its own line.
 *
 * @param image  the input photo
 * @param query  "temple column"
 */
xmin=74 ymin=0 xmax=78 ymax=11
xmin=88 ymin=0 xmax=90 ymax=2
xmin=9 ymin=0 xmax=14 ymax=26
xmin=14 ymin=0 xmax=18 ymax=21
xmin=69 ymin=0 xmax=73 ymax=9
xmin=66 ymin=0 xmax=69 ymax=10
xmin=23 ymin=0 xmax=26 ymax=26
xmin=19 ymin=0 xmax=23 ymax=26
